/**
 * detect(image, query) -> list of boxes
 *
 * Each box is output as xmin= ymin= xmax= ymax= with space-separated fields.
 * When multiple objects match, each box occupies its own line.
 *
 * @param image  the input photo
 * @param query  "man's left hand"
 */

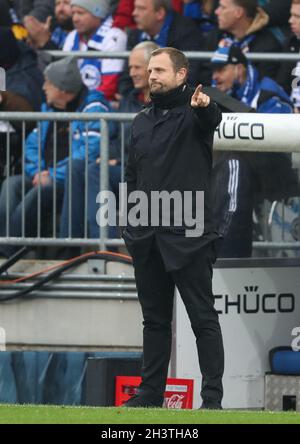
xmin=190 ymin=84 xmax=210 ymax=108
xmin=24 ymin=15 xmax=52 ymax=49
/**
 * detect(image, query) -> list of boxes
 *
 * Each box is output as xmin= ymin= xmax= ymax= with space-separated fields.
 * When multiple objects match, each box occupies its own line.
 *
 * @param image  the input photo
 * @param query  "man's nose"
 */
xmin=149 ymin=72 xmax=157 ymax=81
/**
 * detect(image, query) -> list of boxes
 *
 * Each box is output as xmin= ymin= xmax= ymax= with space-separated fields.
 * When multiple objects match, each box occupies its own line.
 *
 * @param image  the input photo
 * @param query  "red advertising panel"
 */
xmin=115 ymin=376 xmax=194 ymax=409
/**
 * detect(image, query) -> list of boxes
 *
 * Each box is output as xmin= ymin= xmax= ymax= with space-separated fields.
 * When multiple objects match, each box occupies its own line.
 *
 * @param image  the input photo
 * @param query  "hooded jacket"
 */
xmin=200 ymin=7 xmax=284 ymax=86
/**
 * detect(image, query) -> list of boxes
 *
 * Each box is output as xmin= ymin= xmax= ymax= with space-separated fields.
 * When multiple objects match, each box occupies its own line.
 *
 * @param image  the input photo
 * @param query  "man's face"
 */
xmin=215 ymin=0 xmax=242 ymax=32
xmin=71 ymin=6 xmax=101 ymax=36
xmin=55 ymin=0 xmax=72 ymax=25
xmin=129 ymin=49 xmax=150 ymax=90
xmin=289 ymin=4 xmax=300 ymax=38
xmin=43 ymin=78 xmax=63 ymax=106
xmin=148 ymin=53 xmax=186 ymax=94
xmin=212 ymin=64 xmax=237 ymax=92
xmin=133 ymin=0 xmax=162 ymax=33
xmin=43 ymin=78 xmax=75 ymax=108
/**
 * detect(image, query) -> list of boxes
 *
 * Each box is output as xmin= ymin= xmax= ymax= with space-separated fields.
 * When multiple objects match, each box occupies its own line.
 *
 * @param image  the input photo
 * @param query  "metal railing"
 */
xmin=0 ymin=111 xmax=300 ymax=254
xmin=44 ymin=50 xmax=300 ymax=62
xmin=0 ymin=112 xmax=134 ymax=251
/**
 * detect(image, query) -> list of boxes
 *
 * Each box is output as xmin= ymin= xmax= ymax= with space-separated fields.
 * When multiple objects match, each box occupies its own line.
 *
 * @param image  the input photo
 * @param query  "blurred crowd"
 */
xmin=0 ymin=0 xmax=300 ymax=259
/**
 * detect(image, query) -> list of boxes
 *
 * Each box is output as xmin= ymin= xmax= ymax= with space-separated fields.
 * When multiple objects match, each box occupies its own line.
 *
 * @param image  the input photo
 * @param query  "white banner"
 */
xmin=214 ymin=113 xmax=300 ymax=153
xmin=175 ymin=265 xmax=300 ymax=409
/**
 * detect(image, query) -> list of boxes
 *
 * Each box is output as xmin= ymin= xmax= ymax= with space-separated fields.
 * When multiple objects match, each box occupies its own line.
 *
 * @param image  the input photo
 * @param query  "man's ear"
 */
xmin=177 ymin=67 xmax=188 ymax=83
xmin=155 ymin=7 xmax=167 ymax=23
xmin=235 ymin=6 xmax=245 ymax=20
xmin=236 ymin=63 xmax=247 ymax=82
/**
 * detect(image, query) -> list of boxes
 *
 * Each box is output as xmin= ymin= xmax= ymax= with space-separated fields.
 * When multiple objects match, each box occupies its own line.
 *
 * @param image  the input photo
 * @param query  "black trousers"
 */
xmin=131 ymin=239 xmax=224 ymax=406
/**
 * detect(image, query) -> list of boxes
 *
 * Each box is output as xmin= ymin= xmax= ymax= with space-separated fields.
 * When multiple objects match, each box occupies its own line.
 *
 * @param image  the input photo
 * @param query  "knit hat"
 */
xmin=44 ymin=57 xmax=83 ymax=94
xmin=0 ymin=27 xmax=21 ymax=69
xmin=211 ymin=44 xmax=248 ymax=67
xmin=70 ymin=0 xmax=110 ymax=18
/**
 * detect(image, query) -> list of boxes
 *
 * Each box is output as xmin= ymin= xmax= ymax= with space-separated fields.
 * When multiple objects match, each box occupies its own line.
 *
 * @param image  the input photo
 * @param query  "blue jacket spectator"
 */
xmin=0 ymin=57 xmax=112 ymax=258
xmin=25 ymin=89 xmax=108 ymax=183
xmin=220 ymin=64 xmax=294 ymax=113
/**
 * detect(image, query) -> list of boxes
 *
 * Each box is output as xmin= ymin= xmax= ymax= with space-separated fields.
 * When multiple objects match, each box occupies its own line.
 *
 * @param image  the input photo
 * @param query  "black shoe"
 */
xmin=200 ymin=402 xmax=223 ymax=410
xmin=123 ymin=393 xmax=164 ymax=408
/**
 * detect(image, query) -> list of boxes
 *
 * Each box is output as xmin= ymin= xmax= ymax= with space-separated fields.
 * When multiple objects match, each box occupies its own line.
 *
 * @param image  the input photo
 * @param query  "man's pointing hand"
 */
xmin=191 ymin=84 xmax=210 ymax=108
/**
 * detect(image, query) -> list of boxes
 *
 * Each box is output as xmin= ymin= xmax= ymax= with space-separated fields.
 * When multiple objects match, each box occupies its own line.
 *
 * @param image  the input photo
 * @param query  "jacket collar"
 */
xmin=150 ymin=83 xmax=190 ymax=109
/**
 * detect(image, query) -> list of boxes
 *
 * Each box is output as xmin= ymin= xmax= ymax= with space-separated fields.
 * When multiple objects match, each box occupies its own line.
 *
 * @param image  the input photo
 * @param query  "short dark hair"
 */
xmin=150 ymin=47 xmax=189 ymax=74
xmin=233 ymin=0 xmax=258 ymax=19
xmin=153 ymin=0 xmax=172 ymax=11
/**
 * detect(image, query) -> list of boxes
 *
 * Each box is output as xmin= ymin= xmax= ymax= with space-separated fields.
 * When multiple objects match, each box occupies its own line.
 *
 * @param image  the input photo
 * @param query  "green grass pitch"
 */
xmin=0 ymin=405 xmax=300 ymax=424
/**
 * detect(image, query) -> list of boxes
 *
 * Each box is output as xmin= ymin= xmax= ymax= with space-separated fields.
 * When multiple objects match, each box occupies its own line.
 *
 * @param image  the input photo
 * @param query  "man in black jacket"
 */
xmin=122 ymin=47 xmax=224 ymax=409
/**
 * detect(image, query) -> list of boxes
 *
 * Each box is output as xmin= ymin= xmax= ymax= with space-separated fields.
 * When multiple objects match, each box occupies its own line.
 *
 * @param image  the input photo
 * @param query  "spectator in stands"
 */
xmin=211 ymin=44 xmax=297 ymax=257
xmin=24 ymin=0 xmax=73 ymax=50
xmin=200 ymin=0 xmax=285 ymax=85
xmin=59 ymin=41 xmax=158 ymax=244
xmin=0 ymin=27 xmax=44 ymax=178
xmin=181 ymin=0 xmax=292 ymax=30
xmin=112 ymin=0 xmax=136 ymax=30
xmin=0 ymin=57 xmax=111 ymax=258
xmin=63 ymin=0 xmax=127 ymax=101
xmin=181 ymin=0 xmax=218 ymax=34
xmin=259 ymin=0 xmax=292 ymax=28
xmin=12 ymin=0 xmax=55 ymax=22
xmin=277 ymin=0 xmax=300 ymax=113
xmin=118 ymin=0 xmax=204 ymax=95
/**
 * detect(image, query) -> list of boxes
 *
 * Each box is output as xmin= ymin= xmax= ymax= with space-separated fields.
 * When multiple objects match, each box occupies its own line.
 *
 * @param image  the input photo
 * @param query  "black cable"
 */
xmin=0 ymin=246 xmax=31 ymax=276
xmin=0 ymin=251 xmax=133 ymax=303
